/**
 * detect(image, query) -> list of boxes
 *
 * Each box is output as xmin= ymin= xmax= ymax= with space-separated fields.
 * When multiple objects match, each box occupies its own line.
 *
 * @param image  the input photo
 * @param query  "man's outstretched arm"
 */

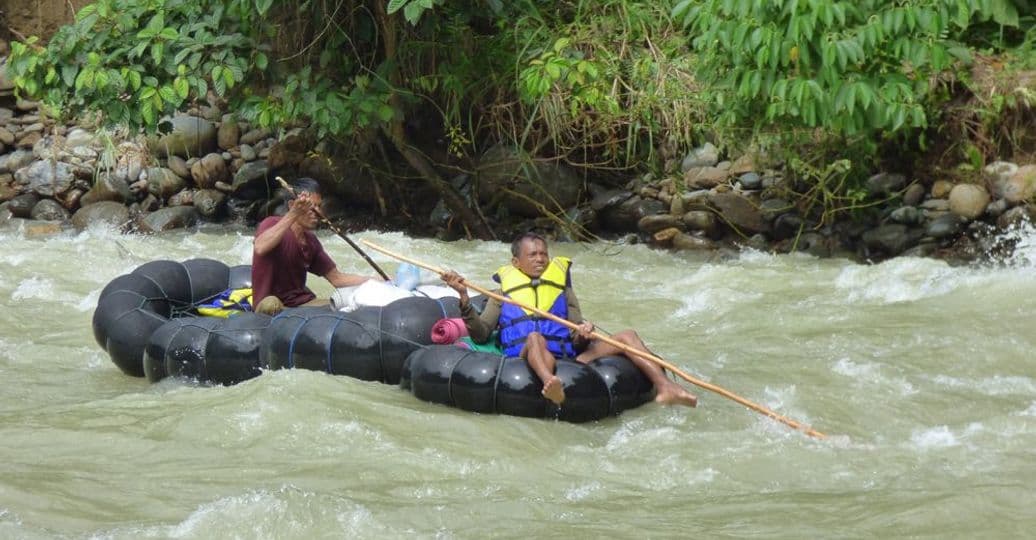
xmin=324 ymin=268 xmax=373 ymax=288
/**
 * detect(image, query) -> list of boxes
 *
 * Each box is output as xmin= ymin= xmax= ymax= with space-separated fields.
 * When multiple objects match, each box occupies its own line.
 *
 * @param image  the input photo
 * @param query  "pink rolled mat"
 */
xmin=431 ymin=317 xmax=468 ymax=344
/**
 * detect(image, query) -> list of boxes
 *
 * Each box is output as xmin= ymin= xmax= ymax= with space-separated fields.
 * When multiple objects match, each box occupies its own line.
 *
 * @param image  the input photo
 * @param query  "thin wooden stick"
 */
xmin=275 ymin=177 xmax=390 ymax=280
xmin=361 ymin=240 xmax=826 ymax=439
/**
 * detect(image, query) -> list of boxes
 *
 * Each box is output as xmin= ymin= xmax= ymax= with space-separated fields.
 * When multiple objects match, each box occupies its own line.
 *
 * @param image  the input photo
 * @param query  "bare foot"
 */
xmin=655 ymin=382 xmax=697 ymax=408
xmin=541 ymin=375 xmax=566 ymax=405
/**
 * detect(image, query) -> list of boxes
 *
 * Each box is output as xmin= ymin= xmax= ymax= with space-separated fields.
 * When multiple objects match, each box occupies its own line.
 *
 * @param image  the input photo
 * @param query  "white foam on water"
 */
xmin=77 ymin=288 xmax=101 ymax=312
xmin=0 ymin=251 xmax=29 ymax=266
xmin=931 ymin=374 xmax=1036 ymax=396
xmin=832 ymin=357 xmax=880 ymax=378
xmin=994 ymin=217 xmax=1036 ymax=268
xmin=831 ymin=358 xmax=918 ymax=396
xmin=834 ymin=257 xmax=971 ymax=304
xmin=11 ymin=276 xmax=57 ymax=301
xmin=672 ymin=287 xmax=763 ymax=319
xmin=83 ymin=486 xmax=393 ymax=539
xmin=909 ymin=425 xmax=959 ymax=449
xmin=563 ymin=481 xmax=602 ymax=501
xmin=1016 ymin=401 xmax=1036 ymax=416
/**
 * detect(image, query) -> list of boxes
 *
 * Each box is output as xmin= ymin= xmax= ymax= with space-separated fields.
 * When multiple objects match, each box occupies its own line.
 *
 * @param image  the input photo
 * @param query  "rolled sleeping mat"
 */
xmin=93 ymin=259 xmax=234 ymax=377
xmin=401 ymin=345 xmax=655 ymax=423
xmin=261 ymin=296 xmax=461 ymax=384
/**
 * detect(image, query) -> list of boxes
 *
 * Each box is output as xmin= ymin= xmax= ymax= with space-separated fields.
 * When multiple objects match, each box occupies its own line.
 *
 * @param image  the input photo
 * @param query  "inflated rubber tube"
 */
xmin=261 ymin=296 xmax=461 ymax=384
xmin=400 ymin=345 xmax=656 ymax=423
xmin=144 ymin=317 xmax=221 ymax=382
xmin=228 ymin=264 xmax=252 ymax=289
xmin=93 ymin=259 xmax=236 ymax=377
xmin=145 ymin=313 xmax=271 ymax=385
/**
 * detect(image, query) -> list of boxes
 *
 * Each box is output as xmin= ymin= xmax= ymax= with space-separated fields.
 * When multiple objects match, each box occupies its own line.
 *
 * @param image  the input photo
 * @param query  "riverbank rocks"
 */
xmin=138 ymin=206 xmax=199 ymax=233
xmin=708 ymin=192 xmax=768 ymax=234
xmin=191 ymin=153 xmax=229 ymax=189
xmin=1003 ymin=165 xmax=1036 ymax=204
xmin=0 ymin=92 xmax=1030 ymax=266
xmin=231 ymin=160 xmax=271 ymax=199
xmin=14 ymin=160 xmax=76 ymax=197
xmin=145 ymin=167 xmax=186 ymax=200
xmin=30 ymin=198 xmax=69 ymax=221
xmin=72 ymin=201 xmax=130 ymax=231
xmin=152 ymin=115 xmax=217 ymax=158
xmin=865 ymin=172 xmax=907 ymax=196
xmin=949 ymin=184 xmax=990 ymax=219
xmin=863 ymin=224 xmax=923 ymax=255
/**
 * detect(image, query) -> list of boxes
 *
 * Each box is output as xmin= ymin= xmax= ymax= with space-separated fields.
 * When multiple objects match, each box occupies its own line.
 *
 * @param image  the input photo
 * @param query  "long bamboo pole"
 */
xmin=361 ymin=240 xmax=826 ymax=439
xmin=274 ymin=177 xmax=390 ymax=280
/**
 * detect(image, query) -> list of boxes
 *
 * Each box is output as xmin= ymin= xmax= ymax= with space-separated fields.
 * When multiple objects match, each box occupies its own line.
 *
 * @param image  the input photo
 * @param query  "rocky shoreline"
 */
xmin=0 ymin=83 xmax=1033 ymax=263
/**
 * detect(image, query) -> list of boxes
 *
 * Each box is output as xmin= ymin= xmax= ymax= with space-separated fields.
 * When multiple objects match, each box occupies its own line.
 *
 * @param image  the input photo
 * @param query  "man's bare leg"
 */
xmin=575 ymin=329 xmax=697 ymax=407
xmin=521 ymin=332 xmax=565 ymax=405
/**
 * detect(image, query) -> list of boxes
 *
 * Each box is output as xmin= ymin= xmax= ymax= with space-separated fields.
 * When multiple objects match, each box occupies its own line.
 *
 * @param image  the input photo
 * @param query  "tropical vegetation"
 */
xmin=7 ymin=0 xmax=1036 ymax=236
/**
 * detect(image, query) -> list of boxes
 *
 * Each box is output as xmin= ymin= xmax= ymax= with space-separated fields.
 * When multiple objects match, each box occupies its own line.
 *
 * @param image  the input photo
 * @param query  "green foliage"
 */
xmin=506 ymin=0 xmax=705 ymax=169
xmin=672 ymin=0 xmax=1022 ymax=138
xmin=8 ymin=0 xmax=263 ymax=131
xmin=387 ymin=0 xmax=449 ymax=26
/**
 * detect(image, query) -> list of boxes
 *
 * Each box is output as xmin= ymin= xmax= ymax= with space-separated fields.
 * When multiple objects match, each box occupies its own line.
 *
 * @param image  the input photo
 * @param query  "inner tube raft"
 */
xmin=261 ymin=297 xmax=462 ymax=384
xmin=401 ymin=345 xmax=655 ymax=423
xmin=143 ymin=312 xmax=272 ymax=385
xmin=92 ymin=259 xmax=251 ymax=376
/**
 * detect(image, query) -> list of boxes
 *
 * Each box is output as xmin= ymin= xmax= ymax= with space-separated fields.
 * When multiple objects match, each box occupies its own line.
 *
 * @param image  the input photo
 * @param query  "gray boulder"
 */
xmin=30 ymin=198 xmax=70 ymax=221
xmin=80 ymin=171 xmax=132 ymax=205
xmin=7 ymin=193 xmax=39 ymax=218
xmin=145 ymin=167 xmax=187 ymax=200
xmin=71 ymin=201 xmax=130 ymax=231
xmin=865 ymin=172 xmax=907 ymax=196
xmin=191 ymin=153 xmax=229 ymax=189
xmin=217 ymin=117 xmax=241 ymax=150
xmin=193 ymin=189 xmax=227 ymax=219
xmin=0 ymin=149 xmax=34 ymax=174
xmin=925 ymin=213 xmax=966 ymax=239
xmin=862 ymin=224 xmax=923 ymax=255
xmin=152 ymin=115 xmax=217 ymax=158
xmin=15 ymin=160 xmax=76 ymax=197
xmin=708 ymin=192 xmax=769 ymax=234
xmin=138 ymin=206 xmax=200 ymax=233
xmin=231 ymin=160 xmax=271 ymax=199
xmin=948 ymin=184 xmax=990 ymax=219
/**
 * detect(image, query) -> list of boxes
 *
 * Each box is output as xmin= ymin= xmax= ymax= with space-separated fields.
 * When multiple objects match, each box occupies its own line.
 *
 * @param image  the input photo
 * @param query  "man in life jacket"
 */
xmin=252 ymin=178 xmax=376 ymax=315
xmin=442 ymin=232 xmax=697 ymax=408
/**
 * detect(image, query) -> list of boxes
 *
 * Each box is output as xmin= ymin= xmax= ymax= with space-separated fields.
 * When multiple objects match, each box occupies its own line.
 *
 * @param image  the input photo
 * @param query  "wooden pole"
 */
xmin=274 ymin=177 xmax=390 ymax=280
xmin=361 ymin=239 xmax=826 ymax=439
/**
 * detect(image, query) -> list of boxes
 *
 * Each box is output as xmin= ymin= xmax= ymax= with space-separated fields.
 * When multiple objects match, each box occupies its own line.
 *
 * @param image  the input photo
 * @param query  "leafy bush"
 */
xmin=672 ymin=0 xmax=1023 ymax=137
xmin=8 ymin=0 xmax=265 ymax=130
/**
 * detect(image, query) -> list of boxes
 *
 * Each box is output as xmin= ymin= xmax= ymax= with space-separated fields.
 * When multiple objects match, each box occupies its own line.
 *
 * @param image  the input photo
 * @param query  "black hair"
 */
xmin=292 ymin=177 xmax=322 ymax=196
xmin=511 ymin=232 xmax=547 ymax=257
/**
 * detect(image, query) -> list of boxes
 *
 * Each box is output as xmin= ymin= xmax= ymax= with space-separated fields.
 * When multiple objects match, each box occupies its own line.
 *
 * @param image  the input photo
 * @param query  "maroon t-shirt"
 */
xmin=251 ymin=216 xmax=336 ymax=307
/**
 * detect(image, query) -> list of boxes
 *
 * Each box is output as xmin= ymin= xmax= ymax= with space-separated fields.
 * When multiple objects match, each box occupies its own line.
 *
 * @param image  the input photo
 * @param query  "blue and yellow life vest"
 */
xmin=196 ymin=287 xmax=253 ymax=318
xmin=494 ymin=257 xmax=574 ymax=358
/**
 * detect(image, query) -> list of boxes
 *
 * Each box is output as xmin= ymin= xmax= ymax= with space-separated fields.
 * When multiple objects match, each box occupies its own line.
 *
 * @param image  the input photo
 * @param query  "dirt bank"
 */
xmin=1 ymin=0 xmax=88 ymax=46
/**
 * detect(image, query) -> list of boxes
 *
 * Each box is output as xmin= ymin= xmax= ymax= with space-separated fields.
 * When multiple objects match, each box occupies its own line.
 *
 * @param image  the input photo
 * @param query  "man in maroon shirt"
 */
xmin=252 ymin=178 xmax=374 ymax=315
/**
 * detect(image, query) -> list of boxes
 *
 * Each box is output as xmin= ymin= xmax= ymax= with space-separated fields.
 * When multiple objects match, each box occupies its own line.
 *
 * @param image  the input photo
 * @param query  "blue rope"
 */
xmin=326 ymin=316 xmax=349 ymax=374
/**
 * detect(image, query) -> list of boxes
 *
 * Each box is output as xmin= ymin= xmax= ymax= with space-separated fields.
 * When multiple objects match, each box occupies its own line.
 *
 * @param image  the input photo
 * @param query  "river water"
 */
xmin=1 ymin=220 xmax=1034 ymax=538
